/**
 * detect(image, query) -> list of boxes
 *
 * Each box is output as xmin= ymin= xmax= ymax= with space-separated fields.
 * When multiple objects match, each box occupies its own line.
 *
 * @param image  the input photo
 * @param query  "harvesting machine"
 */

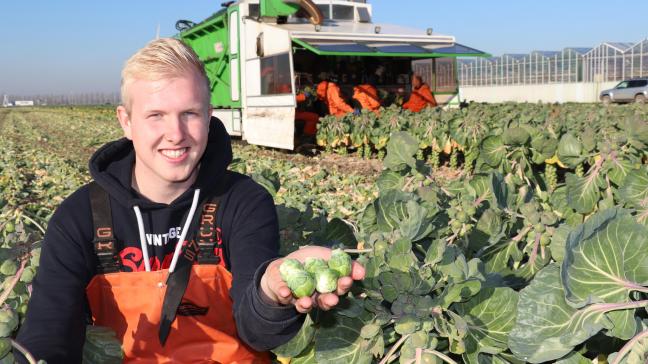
xmin=177 ymin=0 xmax=488 ymax=149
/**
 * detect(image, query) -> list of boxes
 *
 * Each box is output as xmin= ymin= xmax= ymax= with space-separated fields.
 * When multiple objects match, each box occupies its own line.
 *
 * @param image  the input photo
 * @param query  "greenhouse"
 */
xmin=459 ymin=38 xmax=648 ymax=86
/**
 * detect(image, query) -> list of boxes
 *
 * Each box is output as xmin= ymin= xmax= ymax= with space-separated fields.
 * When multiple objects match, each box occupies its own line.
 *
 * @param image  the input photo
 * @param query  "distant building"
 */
xmin=1 ymin=95 xmax=9 ymax=107
xmin=14 ymin=100 xmax=34 ymax=107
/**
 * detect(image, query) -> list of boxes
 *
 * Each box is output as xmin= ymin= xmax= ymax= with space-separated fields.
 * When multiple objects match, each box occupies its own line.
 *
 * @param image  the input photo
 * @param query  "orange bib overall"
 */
xmin=85 ymin=182 xmax=269 ymax=363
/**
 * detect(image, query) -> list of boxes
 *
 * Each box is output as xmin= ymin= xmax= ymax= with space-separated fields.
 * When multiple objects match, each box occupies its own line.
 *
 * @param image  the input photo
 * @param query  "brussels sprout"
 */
xmin=303 ymin=257 xmax=327 ymax=275
xmin=279 ymin=258 xmax=303 ymax=282
xmin=0 ymin=261 xmax=17 ymax=276
xmin=0 ymin=340 xmax=11 ymax=362
xmin=0 ymin=309 xmax=18 ymax=336
xmin=314 ymin=268 xmax=339 ymax=293
xmin=19 ymin=266 xmax=36 ymax=283
xmin=328 ymin=249 xmax=352 ymax=277
xmin=285 ymin=269 xmax=315 ymax=298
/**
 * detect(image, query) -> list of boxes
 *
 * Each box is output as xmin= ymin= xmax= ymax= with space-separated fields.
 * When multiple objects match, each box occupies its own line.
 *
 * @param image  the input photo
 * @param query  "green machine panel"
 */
xmin=179 ymin=7 xmax=241 ymax=109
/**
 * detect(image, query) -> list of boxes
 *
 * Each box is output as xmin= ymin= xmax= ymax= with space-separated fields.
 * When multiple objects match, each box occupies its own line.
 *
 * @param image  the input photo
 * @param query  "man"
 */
xmin=16 ymin=38 xmax=364 ymax=363
xmin=403 ymin=74 xmax=437 ymax=112
xmin=316 ymin=73 xmax=355 ymax=117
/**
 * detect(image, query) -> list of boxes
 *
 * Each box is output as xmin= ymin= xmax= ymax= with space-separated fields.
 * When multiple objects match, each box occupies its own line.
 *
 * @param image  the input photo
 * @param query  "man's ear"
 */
xmin=116 ymin=105 xmax=133 ymax=140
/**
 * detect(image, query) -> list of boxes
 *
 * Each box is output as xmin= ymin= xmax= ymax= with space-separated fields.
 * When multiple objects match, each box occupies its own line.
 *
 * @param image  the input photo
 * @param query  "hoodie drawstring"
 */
xmin=132 ymin=188 xmax=201 ymax=273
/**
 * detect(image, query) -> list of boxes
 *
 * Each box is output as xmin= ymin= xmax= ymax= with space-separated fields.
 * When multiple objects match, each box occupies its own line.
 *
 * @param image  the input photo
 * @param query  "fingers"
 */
xmin=336 ymin=276 xmax=353 ymax=295
xmin=275 ymin=285 xmax=294 ymax=306
xmin=316 ymin=293 xmax=339 ymax=311
xmin=351 ymin=261 xmax=366 ymax=280
xmin=294 ymin=297 xmax=313 ymax=313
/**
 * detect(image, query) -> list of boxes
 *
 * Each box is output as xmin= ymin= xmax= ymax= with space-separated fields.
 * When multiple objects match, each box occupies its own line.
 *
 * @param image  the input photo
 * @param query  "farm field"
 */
xmin=1 ymin=104 xmax=648 ymax=363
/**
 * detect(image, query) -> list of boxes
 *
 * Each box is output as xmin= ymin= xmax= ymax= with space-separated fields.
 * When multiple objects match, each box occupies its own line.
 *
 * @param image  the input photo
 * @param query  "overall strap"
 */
xmin=88 ymin=182 xmax=121 ymax=274
xmin=159 ymin=172 xmax=230 ymax=346
xmin=196 ymin=195 xmax=224 ymax=266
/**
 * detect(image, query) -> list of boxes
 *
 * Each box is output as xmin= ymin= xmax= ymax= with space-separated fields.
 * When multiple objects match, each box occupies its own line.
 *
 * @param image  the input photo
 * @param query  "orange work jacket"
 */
xmin=316 ymin=81 xmax=354 ymax=117
xmin=403 ymin=84 xmax=437 ymax=112
xmin=352 ymin=84 xmax=381 ymax=114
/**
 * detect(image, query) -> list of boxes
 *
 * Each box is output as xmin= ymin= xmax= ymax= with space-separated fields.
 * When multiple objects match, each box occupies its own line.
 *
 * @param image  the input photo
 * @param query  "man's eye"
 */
xmin=147 ymin=113 xmax=161 ymax=119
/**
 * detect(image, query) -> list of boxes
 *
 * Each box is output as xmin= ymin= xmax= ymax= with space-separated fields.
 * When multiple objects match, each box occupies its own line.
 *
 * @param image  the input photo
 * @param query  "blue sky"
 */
xmin=1 ymin=0 xmax=646 ymax=95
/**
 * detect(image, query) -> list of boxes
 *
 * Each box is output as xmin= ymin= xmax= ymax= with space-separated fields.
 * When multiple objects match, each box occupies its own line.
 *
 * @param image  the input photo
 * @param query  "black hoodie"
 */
xmin=16 ymin=118 xmax=303 ymax=363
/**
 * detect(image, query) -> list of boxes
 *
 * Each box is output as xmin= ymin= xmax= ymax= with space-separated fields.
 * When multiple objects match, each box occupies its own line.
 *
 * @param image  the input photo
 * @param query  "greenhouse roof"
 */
xmin=603 ymin=42 xmax=635 ymax=52
xmin=564 ymin=47 xmax=592 ymax=54
xmin=531 ymin=50 xmax=561 ymax=57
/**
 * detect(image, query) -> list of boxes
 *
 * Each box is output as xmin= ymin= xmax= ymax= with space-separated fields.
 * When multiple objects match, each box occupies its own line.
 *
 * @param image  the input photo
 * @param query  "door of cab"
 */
xmin=242 ymin=23 xmax=296 ymax=150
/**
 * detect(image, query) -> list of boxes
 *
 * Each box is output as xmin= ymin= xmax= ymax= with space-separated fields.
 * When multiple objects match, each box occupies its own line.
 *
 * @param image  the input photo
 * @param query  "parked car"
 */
xmin=600 ymin=78 xmax=648 ymax=104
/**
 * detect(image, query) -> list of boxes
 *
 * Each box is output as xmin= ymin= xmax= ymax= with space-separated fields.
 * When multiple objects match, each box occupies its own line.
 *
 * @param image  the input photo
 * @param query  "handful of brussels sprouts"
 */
xmin=279 ymin=249 xmax=353 ymax=298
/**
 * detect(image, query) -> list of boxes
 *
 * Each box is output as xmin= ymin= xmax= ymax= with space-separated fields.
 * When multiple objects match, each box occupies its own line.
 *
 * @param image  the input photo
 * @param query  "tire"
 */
xmin=635 ymin=94 xmax=646 ymax=104
xmin=601 ymin=95 xmax=611 ymax=105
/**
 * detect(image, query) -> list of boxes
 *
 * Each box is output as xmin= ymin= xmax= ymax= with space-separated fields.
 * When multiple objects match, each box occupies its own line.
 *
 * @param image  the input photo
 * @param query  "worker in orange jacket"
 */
xmin=403 ymin=74 xmax=437 ymax=112
xmin=352 ymin=84 xmax=381 ymax=115
xmin=295 ymin=91 xmax=320 ymax=136
xmin=316 ymin=78 xmax=355 ymax=117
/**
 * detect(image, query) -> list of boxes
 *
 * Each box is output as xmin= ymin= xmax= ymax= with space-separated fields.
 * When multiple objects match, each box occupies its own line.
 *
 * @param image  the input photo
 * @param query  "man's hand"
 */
xmin=259 ymin=246 xmax=365 ymax=313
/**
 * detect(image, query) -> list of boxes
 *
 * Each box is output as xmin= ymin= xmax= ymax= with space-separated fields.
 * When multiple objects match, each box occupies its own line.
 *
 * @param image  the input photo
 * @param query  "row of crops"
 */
xmin=1 ymin=104 xmax=648 ymax=363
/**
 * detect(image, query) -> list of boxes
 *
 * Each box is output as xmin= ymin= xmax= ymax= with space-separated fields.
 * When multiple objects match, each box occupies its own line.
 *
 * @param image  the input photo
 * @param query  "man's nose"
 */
xmin=164 ymin=116 xmax=185 ymax=143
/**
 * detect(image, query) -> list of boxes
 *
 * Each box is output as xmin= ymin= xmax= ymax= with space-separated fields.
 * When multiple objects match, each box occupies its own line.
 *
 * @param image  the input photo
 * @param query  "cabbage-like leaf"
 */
xmin=561 ymin=208 xmax=648 ymax=339
xmin=618 ymin=168 xmax=648 ymax=209
xmin=509 ymin=264 xmax=612 ymax=363
xmin=315 ymin=314 xmax=372 ymax=364
xmin=383 ymin=132 xmax=418 ymax=172
xmin=481 ymin=136 xmax=506 ymax=167
xmin=557 ymin=133 xmax=582 ymax=167
xmin=311 ymin=217 xmax=357 ymax=248
xmin=375 ymin=191 xmax=432 ymax=241
xmin=454 ymin=287 xmax=518 ymax=364
xmin=566 ymin=173 xmax=602 ymax=214
xmin=272 ymin=314 xmax=316 ymax=357
xmin=555 ymin=352 xmax=591 ymax=364
xmin=376 ymin=171 xmax=405 ymax=194
xmin=502 ymin=127 xmax=530 ymax=146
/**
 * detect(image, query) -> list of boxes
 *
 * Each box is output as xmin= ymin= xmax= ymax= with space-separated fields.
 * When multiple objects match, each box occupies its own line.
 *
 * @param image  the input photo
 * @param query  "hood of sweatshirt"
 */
xmin=88 ymin=117 xmax=232 ymax=210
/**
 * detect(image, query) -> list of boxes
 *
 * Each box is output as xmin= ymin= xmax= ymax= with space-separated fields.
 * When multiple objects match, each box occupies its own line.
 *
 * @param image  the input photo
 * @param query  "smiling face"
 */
xmin=116 ymin=70 xmax=212 ymax=199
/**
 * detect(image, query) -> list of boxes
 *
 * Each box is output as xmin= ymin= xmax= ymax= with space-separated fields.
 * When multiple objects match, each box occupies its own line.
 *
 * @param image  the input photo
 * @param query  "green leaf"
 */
xmin=566 ymin=173 xmax=601 ymax=214
xmin=383 ymin=132 xmax=419 ymax=171
xmin=272 ymin=314 xmax=316 ymax=357
xmin=549 ymin=224 xmax=572 ymax=263
xmin=315 ymin=314 xmax=373 ymax=364
xmin=387 ymin=238 xmax=416 ymax=272
xmin=607 ymin=158 xmax=635 ymax=186
xmin=399 ymin=200 xmax=434 ymax=241
xmin=561 ymin=209 xmax=648 ymax=339
xmin=454 ymin=287 xmax=519 ymax=364
xmin=481 ymin=136 xmax=506 ymax=167
xmin=360 ymin=323 xmax=381 ymax=339
xmin=250 ymin=169 xmax=280 ymax=197
xmin=509 ymin=264 xmax=612 ymax=363
xmin=490 ymin=173 xmax=509 ymax=210
xmin=618 ymin=168 xmax=648 ymax=209
xmin=394 ymin=315 xmax=420 ymax=335
xmin=312 ymin=218 xmax=357 ymax=248
xmin=555 ymin=352 xmax=593 ymax=364
xmin=82 ymin=326 xmax=124 ymax=364
xmin=291 ymin=343 xmax=316 ymax=364
xmin=557 ymin=133 xmax=582 ymax=168
xmin=375 ymin=191 xmax=432 ymax=241
xmin=502 ymin=127 xmax=530 ymax=146
xmin=376 ymin=171 xmax=405 ymax=194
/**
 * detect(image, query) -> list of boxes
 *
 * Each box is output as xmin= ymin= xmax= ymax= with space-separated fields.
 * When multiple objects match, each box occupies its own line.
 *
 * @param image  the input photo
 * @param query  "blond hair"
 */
xmin=120 ymin=38 xmax=210 ymax=112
